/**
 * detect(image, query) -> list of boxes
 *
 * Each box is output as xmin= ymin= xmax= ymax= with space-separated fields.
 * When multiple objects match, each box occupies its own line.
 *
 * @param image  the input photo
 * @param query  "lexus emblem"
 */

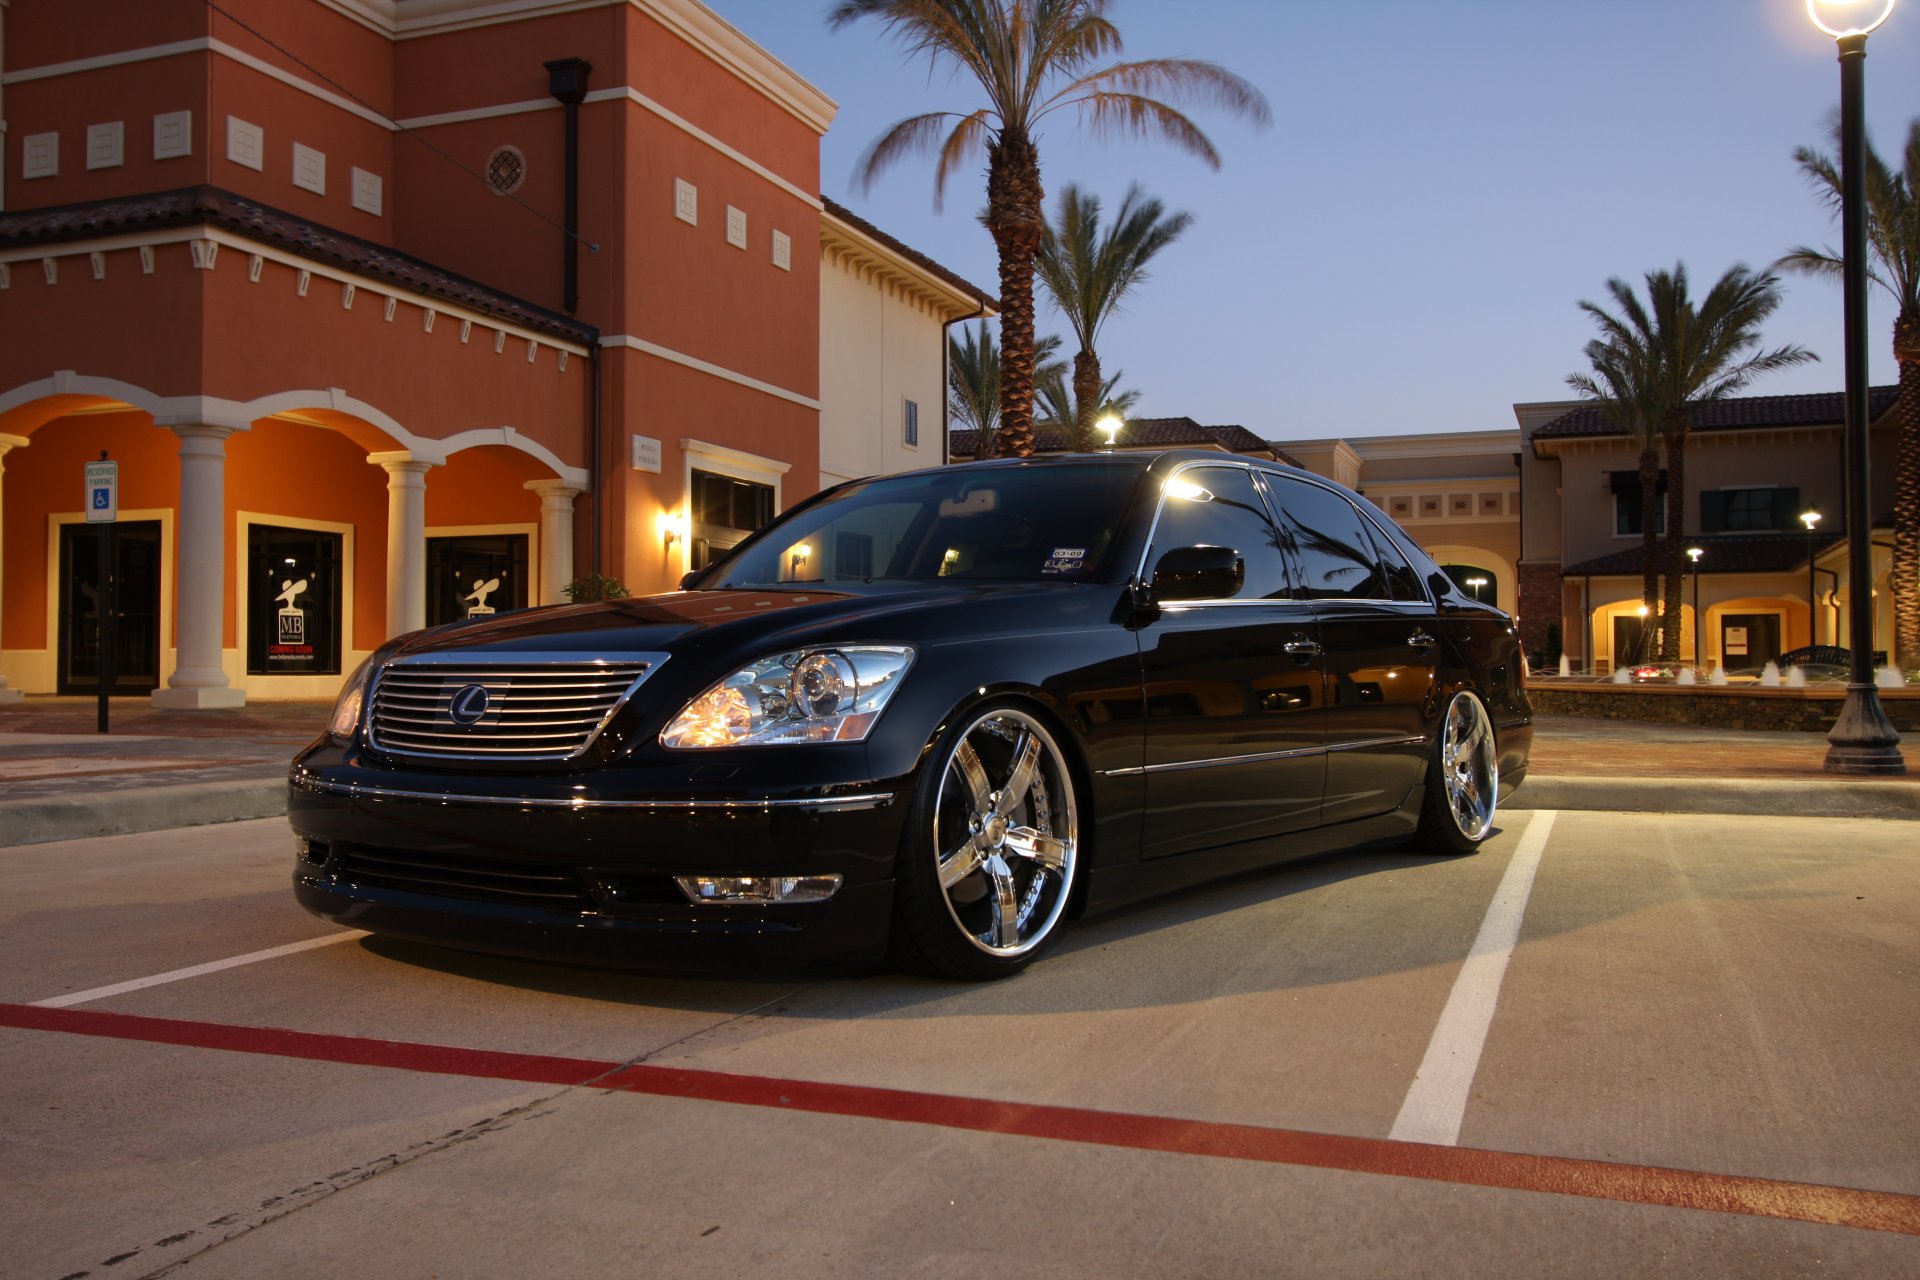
xmin=447 ymin=683 xmax=492 ymax=725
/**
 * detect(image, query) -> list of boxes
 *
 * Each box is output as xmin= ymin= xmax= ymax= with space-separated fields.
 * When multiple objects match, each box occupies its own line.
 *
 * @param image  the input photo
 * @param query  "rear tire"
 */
xmin=890 ymin=702 xmax=1081 ymax=980
xmin=1416 ymin=690 xmax=1498 ymax=856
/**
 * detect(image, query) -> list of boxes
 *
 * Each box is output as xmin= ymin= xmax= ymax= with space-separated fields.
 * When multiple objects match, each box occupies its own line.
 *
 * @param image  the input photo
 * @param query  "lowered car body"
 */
xmin=290 ymin=450 xmax=1532 ymax=979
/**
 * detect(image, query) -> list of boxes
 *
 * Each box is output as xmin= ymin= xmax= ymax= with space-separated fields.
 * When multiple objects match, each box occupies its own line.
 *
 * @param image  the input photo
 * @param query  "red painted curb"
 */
xmin=5 ymin=1001 xmax=1916 ymax=1237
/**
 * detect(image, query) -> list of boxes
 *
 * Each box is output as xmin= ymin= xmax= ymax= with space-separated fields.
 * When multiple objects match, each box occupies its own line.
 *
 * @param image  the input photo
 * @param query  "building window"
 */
xmin=675 ymin=178 xmax=698 ymax=225
xmin=1701 ymin=486 xmax=1800 ymax=532
xmin=690 ymin=469 xmax=776 ymax=570
xmin=486 ymin=145 xmax=527 ymax=197
xmin=1609 ymin=470 xmax=1668 ymax=536
xmin=427 ymin=534 xmax=529 ymax=627
xmin=247 ymin=524 xmax=343 ymax=675
xmin=904 ymin=399 xmax=919 ymax=447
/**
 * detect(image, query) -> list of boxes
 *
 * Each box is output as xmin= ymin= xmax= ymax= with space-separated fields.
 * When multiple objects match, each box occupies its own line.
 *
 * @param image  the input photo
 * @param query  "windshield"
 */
xmin=704 ymin=462 xmax=1146 ymax=588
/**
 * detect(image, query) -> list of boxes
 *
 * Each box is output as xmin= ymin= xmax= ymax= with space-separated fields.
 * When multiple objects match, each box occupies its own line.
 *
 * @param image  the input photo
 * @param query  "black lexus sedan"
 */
xmin=291 ymin=450 xmax=1532 ymax=980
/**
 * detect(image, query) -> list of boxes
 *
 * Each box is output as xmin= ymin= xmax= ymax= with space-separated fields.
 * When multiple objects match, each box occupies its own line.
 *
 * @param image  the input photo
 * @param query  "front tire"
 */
xmin=891 ymin=703 xmax=1081 ymax=980
xmin=1416 ymin=689 xmax=1499 ymax=856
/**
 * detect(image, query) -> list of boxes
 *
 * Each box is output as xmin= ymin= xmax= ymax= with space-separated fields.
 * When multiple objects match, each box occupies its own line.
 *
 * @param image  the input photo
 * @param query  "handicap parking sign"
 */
xmin=84 ymin=460 xmax=118 ymax=523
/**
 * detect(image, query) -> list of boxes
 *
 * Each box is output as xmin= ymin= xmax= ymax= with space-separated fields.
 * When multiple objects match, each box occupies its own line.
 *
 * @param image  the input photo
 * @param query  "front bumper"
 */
xmin=287 ymin=747 xmax=910 ymax=972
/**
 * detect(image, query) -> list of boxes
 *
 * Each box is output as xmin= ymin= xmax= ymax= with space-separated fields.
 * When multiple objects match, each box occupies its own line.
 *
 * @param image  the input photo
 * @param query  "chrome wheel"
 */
xmin=1440 ymin=691 xmax=1498 ymax=841
xmin=930 ymin=709 xmax=1078 ymax=959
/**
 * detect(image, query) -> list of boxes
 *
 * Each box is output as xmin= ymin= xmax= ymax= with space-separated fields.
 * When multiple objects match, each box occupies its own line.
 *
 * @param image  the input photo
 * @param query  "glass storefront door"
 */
xmin=57 ymin=520 xmax=161 ymax=695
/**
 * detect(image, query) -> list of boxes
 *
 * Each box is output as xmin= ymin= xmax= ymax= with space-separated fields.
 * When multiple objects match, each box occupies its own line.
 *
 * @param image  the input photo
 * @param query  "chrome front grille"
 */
xmin=366 ymin=651 xmax=669 ymax=763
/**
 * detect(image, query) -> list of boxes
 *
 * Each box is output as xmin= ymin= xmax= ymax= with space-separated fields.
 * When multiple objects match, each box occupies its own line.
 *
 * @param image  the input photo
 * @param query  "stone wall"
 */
xmin=1528 ymin=684 xmax=1920 ymax=732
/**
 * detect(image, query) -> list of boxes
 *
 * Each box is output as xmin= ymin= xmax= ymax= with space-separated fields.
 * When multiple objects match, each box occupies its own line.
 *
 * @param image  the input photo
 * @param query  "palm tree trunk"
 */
xmin=1660 ymin=415 xmax=1687 ymax=664
xmin=1891 ymin=310 xmax=1920 ymax=671
xmin=1637 ymin=445 xmax=1659 ymax=665
xmin=1070 ymin=349 xmax=1101 ymax=452
xmin=986 ymin=131 xmax=1043 ymax=458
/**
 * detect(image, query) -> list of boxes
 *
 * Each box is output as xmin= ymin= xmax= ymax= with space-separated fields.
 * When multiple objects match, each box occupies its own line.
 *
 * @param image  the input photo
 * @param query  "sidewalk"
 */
xmin=1 ymin=698 xmax=1915 ymax=847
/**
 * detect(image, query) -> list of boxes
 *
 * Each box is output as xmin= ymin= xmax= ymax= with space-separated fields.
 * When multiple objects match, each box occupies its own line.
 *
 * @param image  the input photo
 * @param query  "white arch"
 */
xmin=0 ymin=375 xmax=588 ymax=483
xmin=439 ymin=426 xmax=591 ymax=489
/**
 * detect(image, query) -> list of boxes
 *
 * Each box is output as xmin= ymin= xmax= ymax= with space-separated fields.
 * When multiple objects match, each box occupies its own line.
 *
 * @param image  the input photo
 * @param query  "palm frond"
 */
xmin=1052 ymin=58 xmax=1273 ymax=127
xmin=852 ymin=111 xmax=972 ymax=194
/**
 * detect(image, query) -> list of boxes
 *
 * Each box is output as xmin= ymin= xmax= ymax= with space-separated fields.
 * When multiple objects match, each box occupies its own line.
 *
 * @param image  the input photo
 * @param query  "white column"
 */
xmin=0 ymin=433 xmax=28 ymax=704
xmin=152 ymin=422 xmax=247 ymax=708
xmin=370 ymin=452 xmax=434 ymax=638
xmin=524 ymin=479 xmax=582 ymax=605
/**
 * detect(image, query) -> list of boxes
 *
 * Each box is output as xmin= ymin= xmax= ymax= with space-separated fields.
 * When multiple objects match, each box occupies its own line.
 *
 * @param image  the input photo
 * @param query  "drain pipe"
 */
xmin=544 ymin=57 xmax=591 ymax=315
xmin=942 ymin=302 xmax=991 ymax=466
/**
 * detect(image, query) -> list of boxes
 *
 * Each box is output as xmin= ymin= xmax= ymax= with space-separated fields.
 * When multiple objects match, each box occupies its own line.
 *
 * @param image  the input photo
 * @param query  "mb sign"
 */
xmin=85 ymin=459 xmax=119 ymax=524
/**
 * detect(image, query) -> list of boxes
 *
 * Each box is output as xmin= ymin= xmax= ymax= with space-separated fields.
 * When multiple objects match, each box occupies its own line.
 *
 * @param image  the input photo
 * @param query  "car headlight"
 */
xmin=661 ymin=646 xmax=914 ymax=748
xmin=328 ymin=657 xmax=375 ymax=740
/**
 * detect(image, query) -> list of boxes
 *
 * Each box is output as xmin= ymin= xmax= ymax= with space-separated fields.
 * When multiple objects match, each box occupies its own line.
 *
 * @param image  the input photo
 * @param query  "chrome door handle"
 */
xmin=1408 ymin=631 xmax=1437 ymax=650
xmin=1283 ymin=639 xmax=1322 ymax=658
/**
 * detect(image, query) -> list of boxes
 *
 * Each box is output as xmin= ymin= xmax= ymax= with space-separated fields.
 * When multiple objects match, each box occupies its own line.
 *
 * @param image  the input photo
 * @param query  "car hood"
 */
xmin=384 ymin=582 xmax=1107 ymax=666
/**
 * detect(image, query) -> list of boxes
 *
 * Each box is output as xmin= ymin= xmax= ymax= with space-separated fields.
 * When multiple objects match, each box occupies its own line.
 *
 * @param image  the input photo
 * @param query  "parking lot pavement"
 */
xmin=3 ymin=811 xmax=1917 ymax=1277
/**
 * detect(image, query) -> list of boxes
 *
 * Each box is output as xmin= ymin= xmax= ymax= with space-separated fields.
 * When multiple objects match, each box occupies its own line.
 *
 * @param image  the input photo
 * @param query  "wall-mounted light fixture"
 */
xmin=661 ymin=509 xmax=690 ymax=547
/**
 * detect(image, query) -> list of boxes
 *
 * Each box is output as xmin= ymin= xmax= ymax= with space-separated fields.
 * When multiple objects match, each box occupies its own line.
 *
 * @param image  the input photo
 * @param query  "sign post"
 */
xmin=85 ymin=455 xmax=119 ymax=733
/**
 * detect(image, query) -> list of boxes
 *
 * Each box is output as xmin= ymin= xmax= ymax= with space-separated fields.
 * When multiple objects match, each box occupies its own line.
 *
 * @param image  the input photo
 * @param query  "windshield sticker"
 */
xmin=1042 ymin=547 xmax=1088 ymax=575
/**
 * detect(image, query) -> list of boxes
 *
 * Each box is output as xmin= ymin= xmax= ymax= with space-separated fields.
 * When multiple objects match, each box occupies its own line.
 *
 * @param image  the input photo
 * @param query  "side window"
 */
xmin=1150 ymin=466 xmax=1291 ymax=600
xmin=1359 ymin=516 xmax=1426 ymax=602
xmin=1265 ymin=478 xmax=1389 ymax=600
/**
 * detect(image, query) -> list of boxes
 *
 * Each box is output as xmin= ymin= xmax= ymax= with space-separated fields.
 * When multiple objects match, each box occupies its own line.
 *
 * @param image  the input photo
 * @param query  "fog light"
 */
xmin=674 ymin=874 xmax=843 ymax=904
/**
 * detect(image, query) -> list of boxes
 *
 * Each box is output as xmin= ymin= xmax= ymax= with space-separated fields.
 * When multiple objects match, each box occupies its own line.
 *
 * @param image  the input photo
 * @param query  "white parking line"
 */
xmin=29 ymin=931 xmax=368 ymax=1009
xmin=1389 ymin=809 xmax=1557 ymax=1147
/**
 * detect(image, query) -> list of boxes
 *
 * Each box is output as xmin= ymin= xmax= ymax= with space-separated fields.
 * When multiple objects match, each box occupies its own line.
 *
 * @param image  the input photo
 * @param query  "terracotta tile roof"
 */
xmin=820 ymin=196 xmax=996 ymax=309
xmin=949 ymin=416 xmax=1298 ymax=464
xmin=1564 ymin=531 xmax=1845 ymax=577
xmin=1534 ymin=385 xmax=1900 ymax=440
xmin=0 ymin=186 xmax=598 ymax=344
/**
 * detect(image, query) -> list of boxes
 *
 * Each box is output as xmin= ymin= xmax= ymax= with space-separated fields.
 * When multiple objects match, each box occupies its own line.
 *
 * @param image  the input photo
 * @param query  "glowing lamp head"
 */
xmin=1096 ymin=414 xmax=1123 ymax=449
xmin=1686 ymin=546 xmax=1703 ymax=563
xmin=1801 ymin=508 xmax=1822 ymax=530
xmin=1806 ymin=0 xmax=1896 ymax=37
xmin=660 ymin=509 xmax=691 ymax=544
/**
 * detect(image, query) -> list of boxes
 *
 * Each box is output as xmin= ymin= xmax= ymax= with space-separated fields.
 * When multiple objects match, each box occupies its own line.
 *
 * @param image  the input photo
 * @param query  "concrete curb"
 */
xmin=0 ymin=777 xmax=289 ymax=848
xmin=1508 ymin=776 xmax=1920 ymax=821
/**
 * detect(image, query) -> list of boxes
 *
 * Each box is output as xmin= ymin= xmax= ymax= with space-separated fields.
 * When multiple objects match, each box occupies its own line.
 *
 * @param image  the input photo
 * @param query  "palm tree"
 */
xmin=1035 ymin=363 xmax=1139 ymax=431
xmin=1782 ymin=118 xmax=1920 ymax=670
xmin=1035 ymin=183 xmax=1191 ymax=449
xmin=828 ymin=0 xmax=1269 ymax=458
xmin=947 ymin=321 xmax=1062 ymax=459
xmin=1574 ymin=266 xmax=1816 ymax=662
xmin=1569 ymin=331 xmax=1665 ymax=656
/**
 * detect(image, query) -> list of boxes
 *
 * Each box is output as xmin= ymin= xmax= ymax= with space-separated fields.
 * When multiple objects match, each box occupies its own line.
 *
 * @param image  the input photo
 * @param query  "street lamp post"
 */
xmin=1807 ymin=0 xmax=1904 ymax=774
xmin=1687 ymin=546 xmax=1704 ymax=667
xmin=1801 ymin=508 xmax=1822 ymax=646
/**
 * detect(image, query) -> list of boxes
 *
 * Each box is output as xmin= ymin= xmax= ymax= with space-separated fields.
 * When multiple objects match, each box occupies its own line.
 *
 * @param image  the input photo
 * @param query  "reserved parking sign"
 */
xmin=85 ymin=459 xmax=118 ymax=523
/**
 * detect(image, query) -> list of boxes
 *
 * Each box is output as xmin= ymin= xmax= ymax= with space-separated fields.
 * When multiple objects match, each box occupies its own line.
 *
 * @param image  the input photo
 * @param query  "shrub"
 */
xmin=561 ymin=573 xmax=631 ymax=603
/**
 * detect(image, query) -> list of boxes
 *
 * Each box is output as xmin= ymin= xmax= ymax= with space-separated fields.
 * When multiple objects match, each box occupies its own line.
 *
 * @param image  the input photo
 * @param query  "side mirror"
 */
xmin=1151 ymin=545 xmax=1243 ymax=602
xmin=678 ymin=571 xmax=702 ymax=591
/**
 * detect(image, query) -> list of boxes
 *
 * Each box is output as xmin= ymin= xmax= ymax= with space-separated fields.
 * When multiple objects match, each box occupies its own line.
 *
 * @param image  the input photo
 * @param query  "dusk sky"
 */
xmin=723 ymin=0 xmax=1920 ymax=442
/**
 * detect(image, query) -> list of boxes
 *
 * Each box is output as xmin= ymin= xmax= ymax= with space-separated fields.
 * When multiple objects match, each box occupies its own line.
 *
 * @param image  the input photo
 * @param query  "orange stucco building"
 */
xmin=0 ymin=0 xmax=987 ymax=706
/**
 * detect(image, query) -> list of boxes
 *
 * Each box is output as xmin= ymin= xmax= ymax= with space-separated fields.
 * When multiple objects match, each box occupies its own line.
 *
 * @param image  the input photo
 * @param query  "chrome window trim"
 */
xmin=291 ymin=774 xmax=894 ymax=813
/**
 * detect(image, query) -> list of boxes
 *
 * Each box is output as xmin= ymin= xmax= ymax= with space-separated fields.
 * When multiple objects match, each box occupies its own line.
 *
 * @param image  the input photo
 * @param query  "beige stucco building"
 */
xmin=1514 ymin=387 xmax=1898 ymax=673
